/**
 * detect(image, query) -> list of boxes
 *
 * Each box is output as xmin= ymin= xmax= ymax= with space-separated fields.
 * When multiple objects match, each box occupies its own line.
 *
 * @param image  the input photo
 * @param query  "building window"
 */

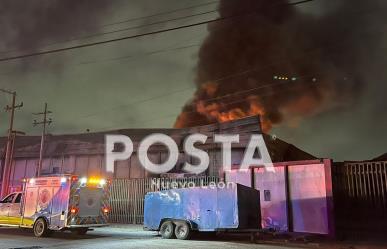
xmin=264 ymin=190 xmax=271 ymax=202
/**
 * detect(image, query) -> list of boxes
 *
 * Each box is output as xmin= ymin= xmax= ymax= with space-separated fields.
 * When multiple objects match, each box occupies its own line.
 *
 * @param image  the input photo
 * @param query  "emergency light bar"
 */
xmin=24 ymin=176 xmax=108 ymax=187
xmin=79 ymin=177 xmax=107 ymax=186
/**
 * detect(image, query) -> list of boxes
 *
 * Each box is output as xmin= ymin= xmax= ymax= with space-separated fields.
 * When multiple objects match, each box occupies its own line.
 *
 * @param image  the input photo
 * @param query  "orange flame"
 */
xmin=194 ymin=96 xmax=273 ymax=132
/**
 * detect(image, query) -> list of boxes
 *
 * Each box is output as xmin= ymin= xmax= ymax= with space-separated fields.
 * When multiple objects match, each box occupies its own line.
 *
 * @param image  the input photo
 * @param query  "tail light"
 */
xmin=70 ymin=207 xmax=78 ymax=214
xmin=103 ymin=207 xmax=110 ymax=214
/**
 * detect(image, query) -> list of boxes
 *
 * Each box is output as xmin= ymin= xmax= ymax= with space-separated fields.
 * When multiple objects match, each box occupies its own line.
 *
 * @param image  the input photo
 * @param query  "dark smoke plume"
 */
xmin=0 ymin=0 xmax=111 ymax=55
xmin=174 ymin=0 xmax=386 ymax=131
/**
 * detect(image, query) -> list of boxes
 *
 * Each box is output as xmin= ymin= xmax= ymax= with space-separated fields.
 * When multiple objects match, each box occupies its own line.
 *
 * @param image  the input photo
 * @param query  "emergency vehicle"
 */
xmin=0 ymin=175 xmax=110 ymax=237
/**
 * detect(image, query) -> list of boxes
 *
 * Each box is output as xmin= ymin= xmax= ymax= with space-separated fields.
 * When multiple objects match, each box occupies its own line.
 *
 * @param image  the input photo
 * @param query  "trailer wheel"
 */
xmin=33 ymin=218 xmax=50 ymax=237
xmin=77 ymin=228 xmax=89 ymax=235
xmin=174 ymin=222 xmax=191 ymax=240
xmin=160 ymin=221 xmax=175 ymax=239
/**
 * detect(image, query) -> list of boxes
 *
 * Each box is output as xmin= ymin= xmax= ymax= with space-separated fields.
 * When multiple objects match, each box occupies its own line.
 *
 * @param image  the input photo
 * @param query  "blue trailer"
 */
xmin=144 ymin=183 xmax=261 ymax=240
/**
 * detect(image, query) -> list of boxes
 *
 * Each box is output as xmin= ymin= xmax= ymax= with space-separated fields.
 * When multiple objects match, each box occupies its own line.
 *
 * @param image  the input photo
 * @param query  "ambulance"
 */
xmin=0 ymin=175 xmax=110 ymax=237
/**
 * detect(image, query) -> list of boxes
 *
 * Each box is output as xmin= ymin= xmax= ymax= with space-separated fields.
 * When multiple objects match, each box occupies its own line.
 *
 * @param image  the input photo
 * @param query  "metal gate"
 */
xmin=332 ymin=161 xmax=387 ymax=237
xmin=108 ymin=176 xmax=219 ymax=224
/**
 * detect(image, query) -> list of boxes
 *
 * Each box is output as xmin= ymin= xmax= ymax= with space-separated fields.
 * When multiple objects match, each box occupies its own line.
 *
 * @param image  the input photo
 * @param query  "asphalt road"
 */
xmin=0 ymin=225 xmax=385 ymax=249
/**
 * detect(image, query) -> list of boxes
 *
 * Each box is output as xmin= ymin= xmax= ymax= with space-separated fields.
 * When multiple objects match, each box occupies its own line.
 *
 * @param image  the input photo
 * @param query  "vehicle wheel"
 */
xmin=33 ymin=218 xmax=50 ymax=237
xmin=71 ymin=228 xmax=89 ymax=235
xmin=174 ymin=222 xmax=191 ymax=240
xmin=160 ymin=221 xmax=175 ymax=239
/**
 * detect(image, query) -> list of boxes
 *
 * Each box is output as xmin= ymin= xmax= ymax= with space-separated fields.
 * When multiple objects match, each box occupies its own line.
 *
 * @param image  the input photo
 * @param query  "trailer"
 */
xmin=0 ymin=175 xmax=110 ymax=237
xmin=144 ymin=183 xmax=261 ymax=240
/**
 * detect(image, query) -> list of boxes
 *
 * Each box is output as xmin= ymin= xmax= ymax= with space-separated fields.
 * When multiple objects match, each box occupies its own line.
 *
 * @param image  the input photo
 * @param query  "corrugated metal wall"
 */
xmin=108 ymin=176 xmax=219 ymax=224
xmin=332 ymin=161 xmax=387 ymax=237
xmin=2 ymin=154 xmax=149 ymax=192
xmin=2 ymin=148 xmax=240 ymax=193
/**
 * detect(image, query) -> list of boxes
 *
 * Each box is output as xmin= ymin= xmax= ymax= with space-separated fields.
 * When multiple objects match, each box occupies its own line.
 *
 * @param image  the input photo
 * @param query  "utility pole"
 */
xmin=0 ymin=89 xmax=23 ymax=198
xmin=33 ymin=103 xmax=53 ymax=177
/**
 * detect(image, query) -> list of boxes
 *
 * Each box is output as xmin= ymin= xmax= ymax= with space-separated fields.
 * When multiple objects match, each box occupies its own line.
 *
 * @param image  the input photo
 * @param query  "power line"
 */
xmin=79 ymin=43 xmax=200 ymax=66
xmin=71 ymin=9 xmax=218 ymax=41
xmin=99 ymin=77 xmax=318 ymax=131
xmin=0 ymin=1 xmax=218 ymax=55
xmin=0 ymin=42 xmax=201 ymax=78
xmin=102 ymin=1 xmax=219 ymax=27
xmin=60 ymin=21 xmax=379 ymax=132
xmin=19 ymin=17 xmax=373 ymax=127
xmin=3 ymin=0 xmax=380 ymax=60
xmin=1 ymin=15 xmax=380 ymax=81
xmin=0 ymin=18 xmax=217 ymax=63
xmin=1 ymin=0 xmax=380 ymax=72
xmin=80 ymin=86 xmax=195 ymax=119
xmin=68 ymin=73 xmax=318 ymax=132
xmin=0 ymin=8 xmax=218 ymax=56
xmin=0 ymin=0 xmax=316 ymax=63
xmin=71 ymin=32 xmax=349 ymax=122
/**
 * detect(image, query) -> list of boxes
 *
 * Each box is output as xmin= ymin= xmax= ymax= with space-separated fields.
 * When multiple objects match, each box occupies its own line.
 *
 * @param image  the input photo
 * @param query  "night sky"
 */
xmin=0 ymin=0 xmax=386 ymax=161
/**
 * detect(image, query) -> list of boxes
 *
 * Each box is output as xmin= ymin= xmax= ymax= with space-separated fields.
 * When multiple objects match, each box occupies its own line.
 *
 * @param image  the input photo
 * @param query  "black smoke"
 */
xmin=174 ymin=0 xmax=387 ymax=131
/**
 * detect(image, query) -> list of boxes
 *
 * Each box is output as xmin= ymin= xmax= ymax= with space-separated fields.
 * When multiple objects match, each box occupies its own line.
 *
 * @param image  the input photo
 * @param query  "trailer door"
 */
xmin=198 ymin=188 xmax=217 ymax=231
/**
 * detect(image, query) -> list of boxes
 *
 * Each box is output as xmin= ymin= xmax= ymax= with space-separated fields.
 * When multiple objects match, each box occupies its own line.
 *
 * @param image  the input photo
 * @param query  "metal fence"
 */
xmin=332 ymin=161 xmax=387 ymax=237
xmin=107 ymin=161 xmax=387 ymax=235
xmin=108 ymin=176 xmax=220 ymax=224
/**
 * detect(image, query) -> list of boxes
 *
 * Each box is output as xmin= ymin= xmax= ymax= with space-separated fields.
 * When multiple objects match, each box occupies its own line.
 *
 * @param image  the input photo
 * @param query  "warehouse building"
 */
xmin=0 ymin=116 xmax=314 ymax=193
